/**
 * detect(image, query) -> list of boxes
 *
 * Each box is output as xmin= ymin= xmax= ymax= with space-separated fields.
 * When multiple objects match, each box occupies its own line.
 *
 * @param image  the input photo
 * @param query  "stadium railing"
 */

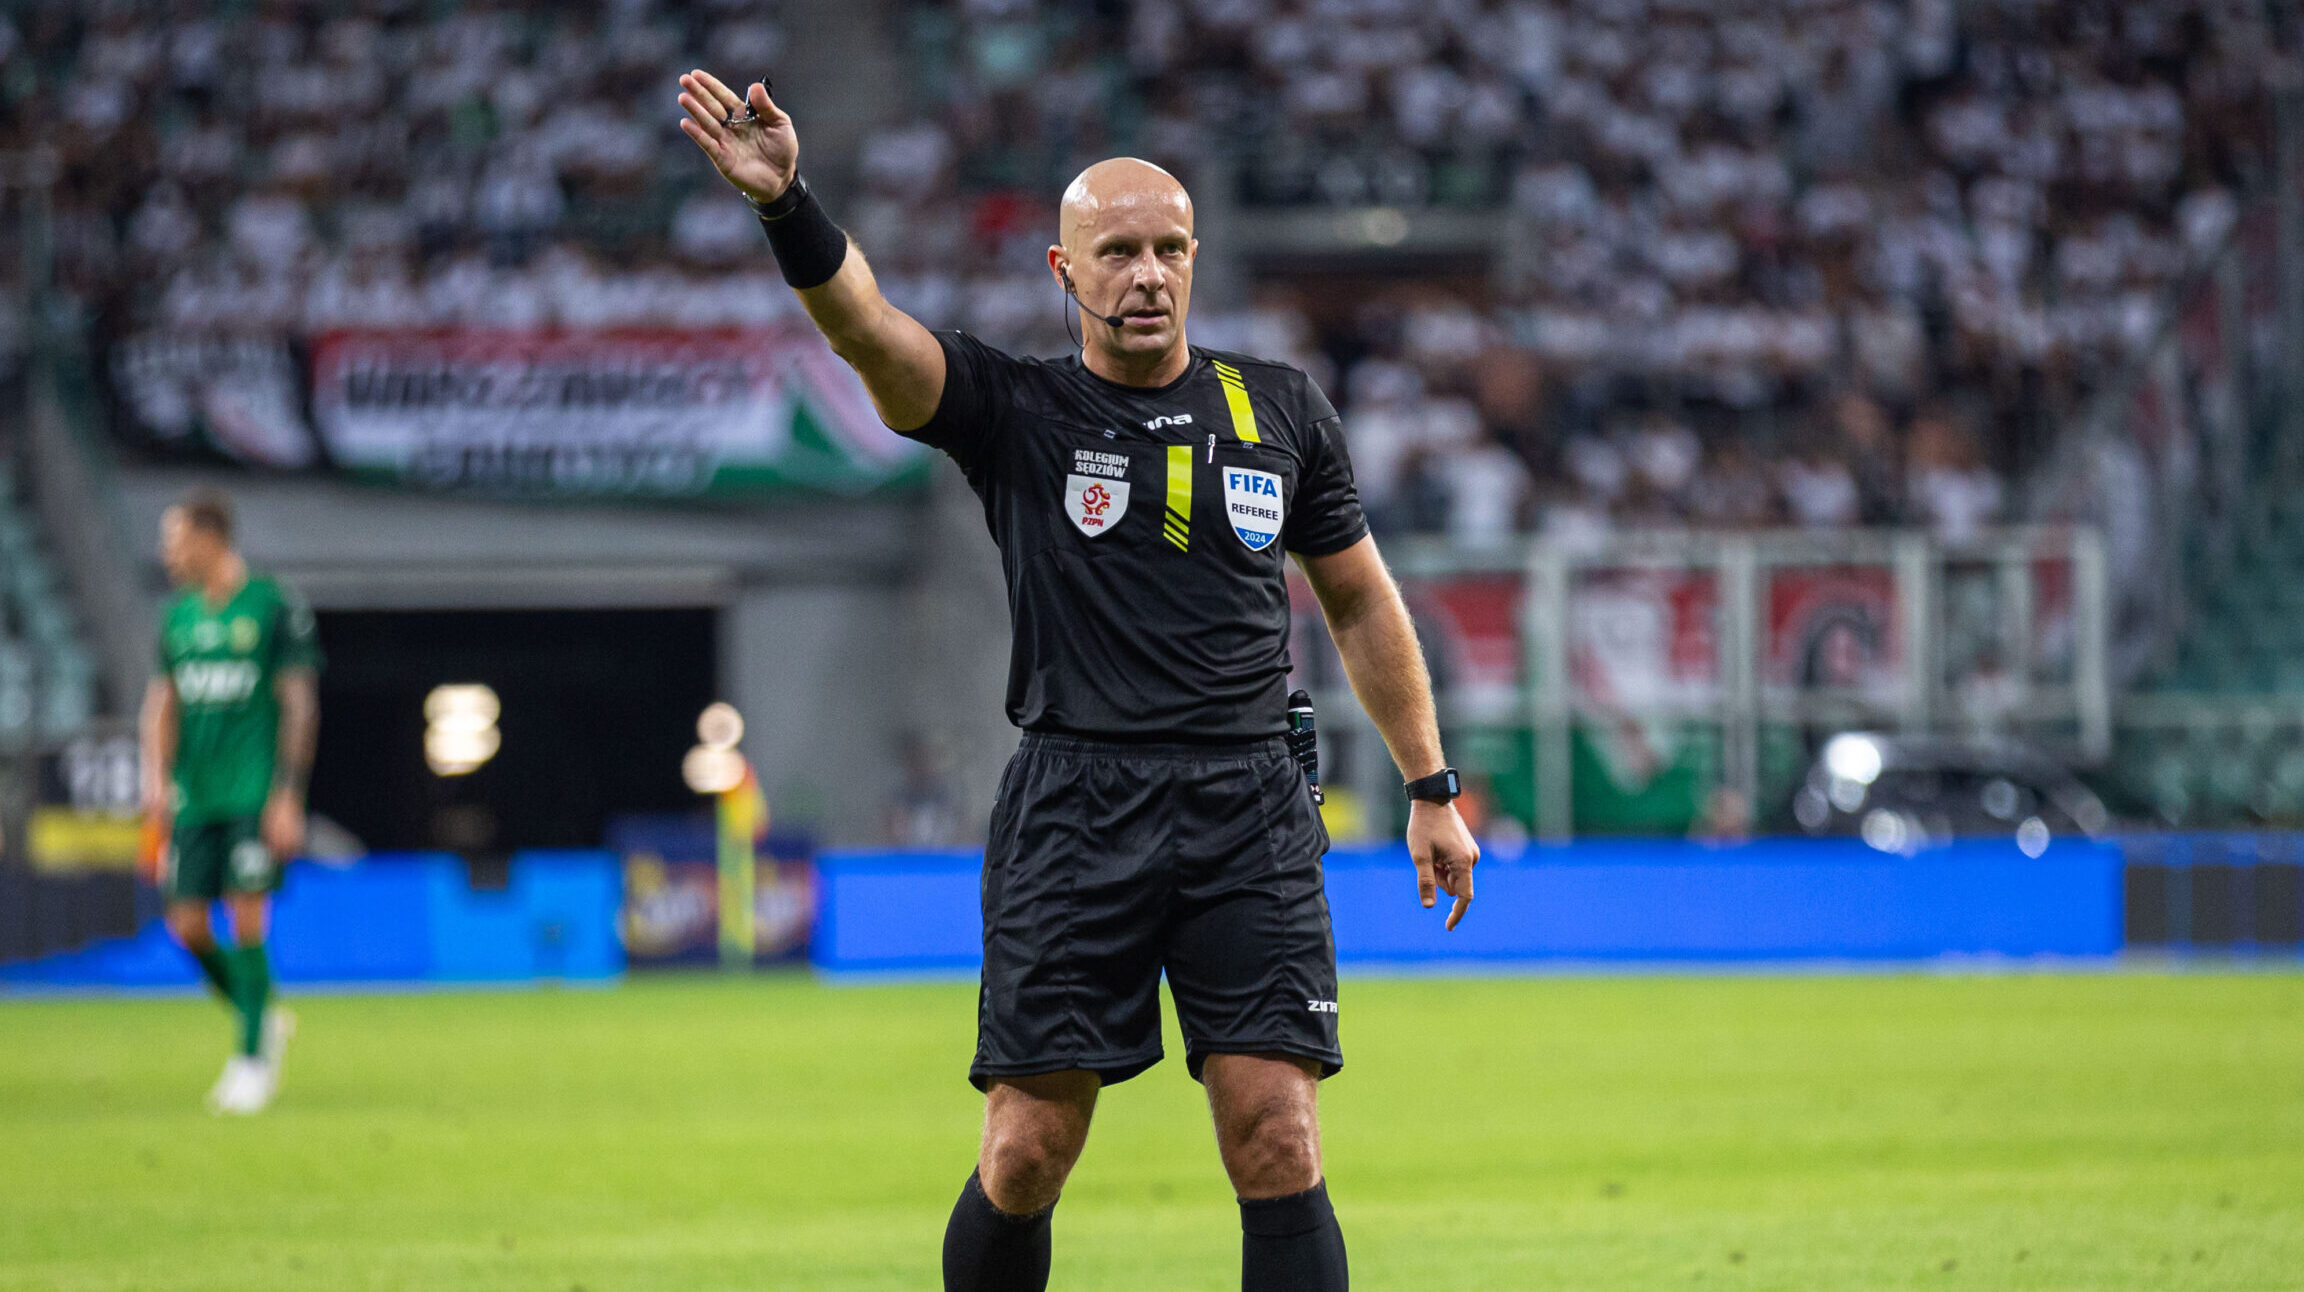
xmin=1295 ymin=524 xmax=2112 ymax=842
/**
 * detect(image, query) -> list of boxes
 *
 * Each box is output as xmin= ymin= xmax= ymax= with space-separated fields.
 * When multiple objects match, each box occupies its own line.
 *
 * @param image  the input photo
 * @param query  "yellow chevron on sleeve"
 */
xmin=1211 ymin=361 xmax=1263 ymax=444
xmin=1163 ymin=444 xmax=1192 ymax=550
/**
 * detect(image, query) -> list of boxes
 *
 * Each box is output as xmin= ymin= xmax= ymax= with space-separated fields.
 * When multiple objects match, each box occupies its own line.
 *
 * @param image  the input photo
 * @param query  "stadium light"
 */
xmin=1860 ymin=807 xmax=1913 ymax=856
xmin=424 ymin=683 xmax=501 ymax=776
xmin=2016 ymin=816 xmax=2051 ymax=858
xmin=696 ymin=701 xmax=744 ymax=751
xmin=682 ymin=702 xmax=748 ymax=794
xmin=1822 ymin=733 xmax=1883 ymax=786
xmin=682 ymin=745 xmax=747 ymax=795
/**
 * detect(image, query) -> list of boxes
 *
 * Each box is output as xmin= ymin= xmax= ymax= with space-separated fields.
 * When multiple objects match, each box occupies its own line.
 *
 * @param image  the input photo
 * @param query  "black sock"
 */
xmin=1240 ymin=1180 xmax=1348 ymax=1292
xmin=942 ymin=1169 xmax=1053 ymax=1292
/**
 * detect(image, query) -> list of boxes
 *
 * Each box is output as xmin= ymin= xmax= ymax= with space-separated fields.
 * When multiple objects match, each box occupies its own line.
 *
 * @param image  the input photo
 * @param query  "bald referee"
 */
xmin=680 ymin=71 xmax=1477 ymax=1292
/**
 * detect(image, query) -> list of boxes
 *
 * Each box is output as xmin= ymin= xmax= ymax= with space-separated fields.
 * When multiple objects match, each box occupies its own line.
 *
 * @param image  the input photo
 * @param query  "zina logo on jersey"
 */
xmin=1064 ymin=473 xmax=1131 ymax=537
xmin=1144 ymin=413 xmax=1194 ymax=430
xmin=1222 ymin=467 xmax=1284 ymax=551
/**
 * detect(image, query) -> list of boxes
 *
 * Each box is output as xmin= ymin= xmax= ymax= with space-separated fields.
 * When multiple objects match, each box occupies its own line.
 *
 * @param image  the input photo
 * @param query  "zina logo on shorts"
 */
xmin=1306 ymin=999 xmax=1338 ymax=1014
xmin=1223 ymin=467 xmax=1284 ymax=551
xmin=1064 ymin=473 xmax=1131 ymax=537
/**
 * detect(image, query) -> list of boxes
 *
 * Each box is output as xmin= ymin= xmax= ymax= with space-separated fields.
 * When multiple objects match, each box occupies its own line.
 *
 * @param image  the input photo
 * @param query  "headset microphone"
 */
xmin=1060 ymin=269 xmax=1126 ymax=329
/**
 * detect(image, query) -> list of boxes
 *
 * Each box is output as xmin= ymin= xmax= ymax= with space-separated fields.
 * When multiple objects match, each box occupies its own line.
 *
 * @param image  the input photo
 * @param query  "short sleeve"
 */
xmin=272 ymin=588 xmax=324 ymax=674
xmin=1282 ymin=373 xmax=1370 ymax=557
xmin=154 ymin=614 xmax=174 ymax=675
xmin=901 ymin=331 xmax=1023 ymax=474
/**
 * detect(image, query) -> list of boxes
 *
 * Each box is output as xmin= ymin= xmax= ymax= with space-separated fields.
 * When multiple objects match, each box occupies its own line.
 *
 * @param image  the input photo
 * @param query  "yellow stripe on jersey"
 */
xmin=1164 ymin=444 xmax=1192 ymax=550
xmin=1211 ymin=360 xmax=1262 ymax=444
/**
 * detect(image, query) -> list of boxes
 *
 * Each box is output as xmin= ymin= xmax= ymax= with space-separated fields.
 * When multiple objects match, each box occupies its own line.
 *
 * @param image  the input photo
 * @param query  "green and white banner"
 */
xmin=305 ymin=326 xmax=929 ymax=498
xmin=110 ymin=326 xmax=928 ymax=498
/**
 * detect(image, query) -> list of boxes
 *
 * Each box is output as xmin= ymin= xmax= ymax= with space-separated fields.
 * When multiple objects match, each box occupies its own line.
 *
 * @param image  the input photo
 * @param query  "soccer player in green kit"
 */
xmin=138 ymin=488 xmax=321 ymax=1115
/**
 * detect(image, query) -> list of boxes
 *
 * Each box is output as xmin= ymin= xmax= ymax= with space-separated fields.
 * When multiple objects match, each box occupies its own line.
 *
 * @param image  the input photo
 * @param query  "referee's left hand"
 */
xmin=1408 ymin=800 xmax=1478 ymax=930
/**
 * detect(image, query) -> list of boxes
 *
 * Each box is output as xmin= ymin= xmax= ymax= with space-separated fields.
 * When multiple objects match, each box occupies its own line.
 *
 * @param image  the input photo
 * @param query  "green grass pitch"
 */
xmin=4 ymin=971 xmax=2302 ymax=1290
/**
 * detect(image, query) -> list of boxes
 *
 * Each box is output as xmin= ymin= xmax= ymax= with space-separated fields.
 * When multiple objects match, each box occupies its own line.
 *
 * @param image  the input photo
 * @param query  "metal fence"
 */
xmin=1297 ymin=524 xmax=2110 ymax=841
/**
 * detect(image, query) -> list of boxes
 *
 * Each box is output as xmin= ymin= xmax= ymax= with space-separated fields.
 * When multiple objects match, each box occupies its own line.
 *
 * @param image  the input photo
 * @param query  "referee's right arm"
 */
xmin=677 ymin=70 xmax=946 ymax=432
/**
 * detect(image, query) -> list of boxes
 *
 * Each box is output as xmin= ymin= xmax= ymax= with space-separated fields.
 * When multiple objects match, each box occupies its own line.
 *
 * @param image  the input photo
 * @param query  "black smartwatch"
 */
xmin=1404 ymin=767 xmax=1462 ymax=805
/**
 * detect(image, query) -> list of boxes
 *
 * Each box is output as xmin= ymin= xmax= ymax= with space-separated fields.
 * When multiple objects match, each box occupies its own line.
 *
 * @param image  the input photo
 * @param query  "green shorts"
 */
xmin=163 ymin=817 xmax=281 ymax=903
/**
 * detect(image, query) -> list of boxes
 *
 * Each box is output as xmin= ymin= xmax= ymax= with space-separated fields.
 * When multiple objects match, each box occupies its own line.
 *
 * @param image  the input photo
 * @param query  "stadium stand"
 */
xmin=9 ymin=0 xmax=800 ymax=335
xmin=887 ymin=0 xmax=2280 ymax=542
xmin=3 ymin=1 xmax=2283 ymax=542
xmin=0 ymin=465 xmax=97 ymax=743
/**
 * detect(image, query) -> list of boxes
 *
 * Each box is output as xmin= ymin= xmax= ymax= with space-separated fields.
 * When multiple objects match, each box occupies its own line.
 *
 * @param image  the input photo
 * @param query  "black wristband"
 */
xmin=1404 ymin=767 xmax=1462 ymax=804
xmin=748 ymin=176 xmax=849 ymax=290
xmin=747 ymin=175 xmax=809 ymax=220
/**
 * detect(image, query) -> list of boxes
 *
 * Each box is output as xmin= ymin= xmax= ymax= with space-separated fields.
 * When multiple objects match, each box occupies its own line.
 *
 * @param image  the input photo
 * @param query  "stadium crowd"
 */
xmin=891 ymin=0 xmax=2284 ymax=541
xmin=6 ymin=0 xmax=803 ymax=333
xmin=0 ymin=0 xmax=2290 ymax=543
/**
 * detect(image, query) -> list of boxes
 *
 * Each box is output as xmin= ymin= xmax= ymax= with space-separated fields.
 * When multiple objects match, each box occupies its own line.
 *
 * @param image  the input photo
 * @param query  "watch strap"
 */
xmin=747 ymin=175 xmax=810 ymax=220
xmin=1404 ymin=767 xmax=1462 ymax=804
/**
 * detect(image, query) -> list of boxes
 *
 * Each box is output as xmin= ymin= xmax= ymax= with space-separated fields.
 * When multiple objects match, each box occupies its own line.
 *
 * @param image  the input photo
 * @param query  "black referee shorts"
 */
xmin=970 ymin=733 xmax=1342 ymax=1091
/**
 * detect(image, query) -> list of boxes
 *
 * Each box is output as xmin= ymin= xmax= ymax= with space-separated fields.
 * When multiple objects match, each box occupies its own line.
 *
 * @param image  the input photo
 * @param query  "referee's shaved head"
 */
xmin=1052 ymin=158 xmax=1199 ymax=381
xmin=1059 ymin=158 xmax=1194 ymax=248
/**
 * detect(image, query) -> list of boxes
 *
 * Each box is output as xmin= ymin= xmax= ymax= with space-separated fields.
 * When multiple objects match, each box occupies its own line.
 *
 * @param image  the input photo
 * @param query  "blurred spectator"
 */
xmin=1829 ymin=392 xmax=1905 ymax=526
xmin=1905 ymin=408 xmax=2004 ymax=544
xmin=1688 ymin=437 xmax=1777 ymax=530
xmin=1780 ymin=443 xmax=1862 ymax=531
xmin=1440 ymin=443 xmax=1531 ymax=546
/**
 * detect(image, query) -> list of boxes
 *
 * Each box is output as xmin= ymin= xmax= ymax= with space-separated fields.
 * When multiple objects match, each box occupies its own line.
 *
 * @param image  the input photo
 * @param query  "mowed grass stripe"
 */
xmin=2 ymin=971 xmax=2300 ymax=1290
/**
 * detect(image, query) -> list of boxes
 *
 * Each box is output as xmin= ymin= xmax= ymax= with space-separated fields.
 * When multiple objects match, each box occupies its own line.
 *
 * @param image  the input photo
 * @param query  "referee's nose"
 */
xmin=1125 ymin=255 xmax=1171 ymax=305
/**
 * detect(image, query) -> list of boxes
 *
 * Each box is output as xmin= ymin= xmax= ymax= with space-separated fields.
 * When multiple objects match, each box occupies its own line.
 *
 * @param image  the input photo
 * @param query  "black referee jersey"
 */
xmin=905 ymin=331 xmax=1369 ymax=741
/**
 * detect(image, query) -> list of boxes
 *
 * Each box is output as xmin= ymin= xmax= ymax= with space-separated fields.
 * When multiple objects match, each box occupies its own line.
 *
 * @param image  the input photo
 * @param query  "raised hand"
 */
xmin=677 ymin=70 xmax=797 ymax=204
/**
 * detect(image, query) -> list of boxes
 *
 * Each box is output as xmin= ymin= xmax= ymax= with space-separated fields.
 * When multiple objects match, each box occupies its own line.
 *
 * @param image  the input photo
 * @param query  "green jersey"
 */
xmin=157 ymin=574 xmax=323 ymax=824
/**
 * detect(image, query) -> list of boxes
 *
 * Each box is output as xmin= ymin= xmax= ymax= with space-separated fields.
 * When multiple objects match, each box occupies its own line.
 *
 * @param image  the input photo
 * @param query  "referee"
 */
xmin=680 ymin=71 xmax=1478 ymax=1292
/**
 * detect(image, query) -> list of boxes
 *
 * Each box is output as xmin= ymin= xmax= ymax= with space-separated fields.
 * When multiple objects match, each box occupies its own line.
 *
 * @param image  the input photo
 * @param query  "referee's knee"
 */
xmin=1218 ymin=1100 xmax=1322 ymax=1200
xmin=979 ymin=1120 xmax=1084 ymax=1214
xmin=979 ymin=1075 xmax=1096 ymax=1213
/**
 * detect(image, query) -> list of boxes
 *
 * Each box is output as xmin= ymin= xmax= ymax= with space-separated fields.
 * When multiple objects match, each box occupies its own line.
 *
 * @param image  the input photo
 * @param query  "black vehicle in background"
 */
xmin=1791 ymin=733 xmax=2111 ymax=854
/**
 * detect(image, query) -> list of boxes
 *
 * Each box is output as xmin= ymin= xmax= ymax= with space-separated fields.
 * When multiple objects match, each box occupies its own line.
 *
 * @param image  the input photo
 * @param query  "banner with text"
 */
xmin=306 ymin=327 xmax=929 ymax=498
xmin=112 ymin=328 xmax=930 ymax=499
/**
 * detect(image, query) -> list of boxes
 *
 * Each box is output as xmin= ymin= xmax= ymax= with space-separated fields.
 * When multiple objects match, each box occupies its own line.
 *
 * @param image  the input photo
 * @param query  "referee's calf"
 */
xmin=681 ymin=69 xmax=1479 ymax=1292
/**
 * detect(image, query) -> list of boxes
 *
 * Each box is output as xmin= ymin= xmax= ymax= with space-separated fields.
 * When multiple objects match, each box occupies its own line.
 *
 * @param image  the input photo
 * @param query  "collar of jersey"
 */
xmin=1063 ymin=347 xmax=1205 ymax=400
